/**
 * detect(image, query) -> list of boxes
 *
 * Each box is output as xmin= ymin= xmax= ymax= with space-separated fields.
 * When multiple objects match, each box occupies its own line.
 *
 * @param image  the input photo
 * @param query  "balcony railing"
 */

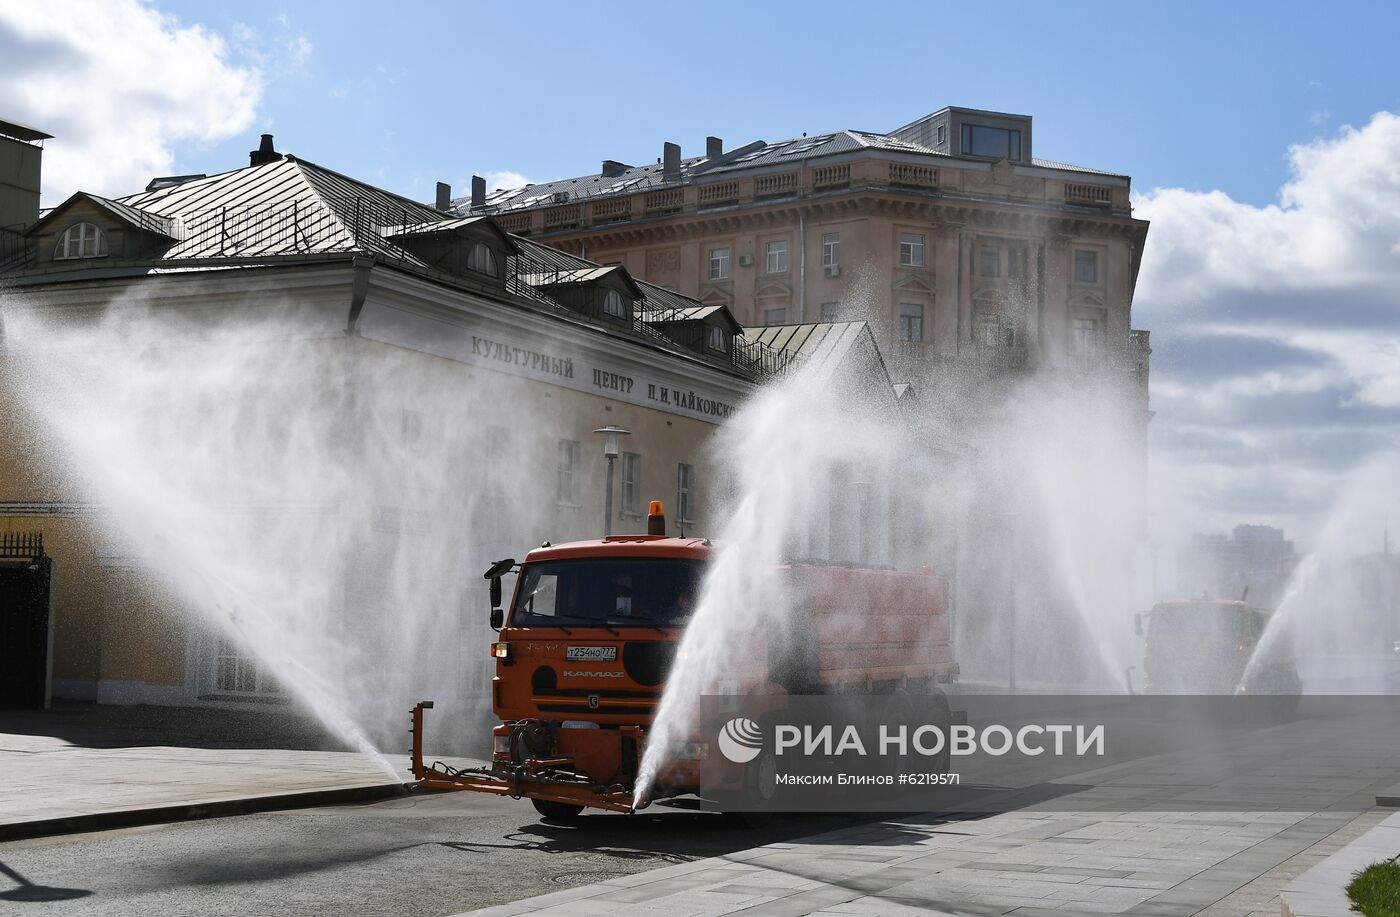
xmin=542 ymin=204 xmax=582 ymax=230
xmin=889 ymin=163 xmax=938 ymax=189
xmin=591 ymin=197 xmax=631 ymax=224
xmin=495 ymin=211 xmax=532 ymax=235
xmin=643 ymin=188 xmax=684 ymax=215
xmin=697 ymin=181 xmax=740 ymax=207
xmin=1065 ymin=183 xmax=1112 ymax=207
xmin=754 ymin=172 xmax=799 ymax=198
xmin=812 ymin=164 xmax=850 ymax=190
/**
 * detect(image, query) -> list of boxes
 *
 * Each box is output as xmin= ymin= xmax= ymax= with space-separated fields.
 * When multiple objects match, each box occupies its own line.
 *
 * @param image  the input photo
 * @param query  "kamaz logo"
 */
xmin=563 ymin=670 xmax=625 ymax=678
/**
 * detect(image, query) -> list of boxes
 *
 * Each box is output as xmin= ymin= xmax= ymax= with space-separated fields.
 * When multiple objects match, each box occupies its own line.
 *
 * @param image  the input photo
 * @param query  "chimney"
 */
xmin=435 ymin=182 xmax=451 ymax=211
xmin=601 ymin=159 xmax=630 ymax=178
xmin=249 ymin=134 xmax=282 ymax=167
xmin=471 ymin=175 xmax=486 ymax=209
xmin=663 ymin=142 xmax=681 ymax=182
xmin=706 ymin=136 xmax=723 ymax=159
xmin=0 ymin=118 xmax=51 ymax=232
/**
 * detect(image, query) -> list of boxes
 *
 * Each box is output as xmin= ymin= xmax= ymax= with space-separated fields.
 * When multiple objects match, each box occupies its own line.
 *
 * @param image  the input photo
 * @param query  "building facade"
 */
xmin=454 ymin=107 xmax=1151 ymax=398
xmin=0 ymin=136 xmax=899 ymax=714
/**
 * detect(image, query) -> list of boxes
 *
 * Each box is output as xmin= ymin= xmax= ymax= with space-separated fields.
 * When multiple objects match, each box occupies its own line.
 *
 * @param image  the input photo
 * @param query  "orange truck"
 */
xmin=409 ymin=502 xmax=957 ymax=818
xmin=1136 ymin=597 xmax=1300 ymax=694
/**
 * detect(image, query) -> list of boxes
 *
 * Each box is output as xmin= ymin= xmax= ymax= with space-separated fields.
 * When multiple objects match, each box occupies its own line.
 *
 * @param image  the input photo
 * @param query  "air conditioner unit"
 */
xmin=824 ymin=264 xmax=841 ymax=278
xmin=738 ymin=254 xmax=754 ymax=267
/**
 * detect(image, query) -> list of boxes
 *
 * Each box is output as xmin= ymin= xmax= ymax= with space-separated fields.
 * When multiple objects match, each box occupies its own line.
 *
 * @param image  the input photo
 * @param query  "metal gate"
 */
xmin=0 ymin=532 xmax=54 ymax=709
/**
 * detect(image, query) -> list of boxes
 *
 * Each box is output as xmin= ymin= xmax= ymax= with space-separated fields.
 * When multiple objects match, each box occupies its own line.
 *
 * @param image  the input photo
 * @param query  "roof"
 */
xmin=743 ymin=321 xmax=870 ymax=365
xmin=699 ymin=130 xmax=942 ymax=175
xmin=638 ymin=303 xmax=744 ymax=335
xmin=0 ymin=118 xmax=52 ymax=143
xmin=380 ymin=214 xmax=520 ymax=254
xmin=114 ymin=155 xmax=445 ymax=262
xmin=459 ymin=123 xmax=1128 ymax=215
xmin=6 ymin=151 xmax=794 ymax=382
xmin=1031 ymin=158 xmax=1129 ymax=179
xmin=30 ymin=192 xmax=177 ymax=238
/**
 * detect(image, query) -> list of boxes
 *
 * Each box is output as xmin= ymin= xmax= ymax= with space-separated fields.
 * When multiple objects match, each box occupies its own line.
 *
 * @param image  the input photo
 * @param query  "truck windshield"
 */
xmin=510 ymin=558 xmax=705 ymax=626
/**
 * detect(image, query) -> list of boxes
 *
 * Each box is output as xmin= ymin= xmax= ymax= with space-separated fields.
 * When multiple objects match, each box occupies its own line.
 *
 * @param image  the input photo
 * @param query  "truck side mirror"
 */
xmin=1134 ymin=612 xmax=1143 ymax=637
xmin=482 ymin=559 xmax=514 ymax=632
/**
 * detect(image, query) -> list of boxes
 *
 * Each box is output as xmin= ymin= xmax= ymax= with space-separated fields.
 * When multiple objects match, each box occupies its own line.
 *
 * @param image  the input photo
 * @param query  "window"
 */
xmin=510 ymin=558 xmax=704 ymax=626
xmin=1074 ymin=250 xmax=1099 ymax=284
xmin=602 ymin=289 xmax=627 ymax=317
xmin=820 ymin=302 xmax=840 ymax=322
xmin=764 ymin=307 xmax=787 ymax=326
xmin=708 ymin=247 xmax=730 ymax=281
xmin=960 ymin=124 xmax=1023 ymax=161
xmin=936 ymin=124 xmax=947 ymax=146
xmin=216 ymin=637 xmax=282 ymax=696
xmin=677 ymin=463 xmax=696 ymax=523
xmin=898 ymin=232 xmax=925 ymax=267
xmin=898 ymin=303 xmax=924 ymax=343
xmin=467 ymin=242 xmax=497 ymax=275
xmin=980 ymin=245 xmax=1000 ymax=278
xmin=1072 ymin=317 xmax=1103 ymax=353
xmin=707 ymin=325 xmax=729 ymax=353
xmin=1008 ymin=244 xmax=1028 ymax=280
xmin=821 ymin=232 xmax=840 ymax=267
xmin=56 ymin=222 xmax=105 ymax=260
xmin=621 ymin=452 xmax=642 ymax=516
xmin=556 ymin=439 xmax=580 ymax=506
xmin=765 ymin=240 xmax=788 ymax=274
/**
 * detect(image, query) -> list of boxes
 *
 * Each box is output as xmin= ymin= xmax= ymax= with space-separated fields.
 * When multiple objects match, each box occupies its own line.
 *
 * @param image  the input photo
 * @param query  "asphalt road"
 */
xmin=0 ymin=792 xmax=874 ymax=917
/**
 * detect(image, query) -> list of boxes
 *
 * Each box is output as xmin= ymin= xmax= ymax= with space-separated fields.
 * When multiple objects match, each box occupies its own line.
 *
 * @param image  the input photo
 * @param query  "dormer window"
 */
xmin=708 ymin=325 xmax=729 ymax=353
xmin=960 ymin=124 xmax=1023 ymax=162
xmin=602 ymin=289 xmax=627 ymax=318
xmin=467 ymin=242 xmax=498 ymax=276
xmin=56 ymin=222 xmax=106 ymax=259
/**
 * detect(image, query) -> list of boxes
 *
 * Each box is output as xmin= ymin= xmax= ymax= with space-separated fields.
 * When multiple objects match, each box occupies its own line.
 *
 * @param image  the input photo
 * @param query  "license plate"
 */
xmin=566 ymin=645 xmax=618 ymax=662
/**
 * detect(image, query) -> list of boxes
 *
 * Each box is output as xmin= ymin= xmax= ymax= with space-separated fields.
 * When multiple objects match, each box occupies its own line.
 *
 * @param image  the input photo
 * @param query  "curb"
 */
xmin=0 ymin=781 xmax=412 ymax=842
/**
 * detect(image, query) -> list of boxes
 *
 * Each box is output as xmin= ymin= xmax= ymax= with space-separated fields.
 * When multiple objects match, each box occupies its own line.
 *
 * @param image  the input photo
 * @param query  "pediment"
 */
xmin=754 ymin=281 xmax=791 ymax=299
xmin=892 ymin=273 xmax=934 ymax=295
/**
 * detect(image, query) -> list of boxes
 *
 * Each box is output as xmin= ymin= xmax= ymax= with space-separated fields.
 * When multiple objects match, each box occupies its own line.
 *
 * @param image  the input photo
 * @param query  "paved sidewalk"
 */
xmin=459 ymin=713 xmax=1400 ymax=917
xmin=0 ymin=702 xmax=451 ymax=839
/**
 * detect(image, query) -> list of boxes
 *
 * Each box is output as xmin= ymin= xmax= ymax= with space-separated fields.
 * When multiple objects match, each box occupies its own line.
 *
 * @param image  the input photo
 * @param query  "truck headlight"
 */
xmin=491 ymin=642 xmax=511 ymax=659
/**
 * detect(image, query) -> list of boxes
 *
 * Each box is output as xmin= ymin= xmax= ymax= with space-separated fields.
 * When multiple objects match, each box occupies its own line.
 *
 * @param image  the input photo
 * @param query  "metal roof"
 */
xmin=115 ymin=155 xmax=445 ymax=262
xmin=29 ymin=192 xmax=177 ymax=238
xmin=743 ymin=321 xmax=869 ymax=365
xmin=0 ymin=118 xmax=53 ymax=143
xmin=9 ymin=152 xmax=793 ymax=381
xmin=459 ymin=125 xmax=1128 ymax=216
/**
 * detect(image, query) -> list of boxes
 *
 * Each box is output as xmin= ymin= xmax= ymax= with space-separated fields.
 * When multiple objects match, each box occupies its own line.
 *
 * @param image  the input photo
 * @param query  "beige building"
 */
xmin=456 ymin=106 xmax=1150 ymax=401
xmin=0 ymin=135 xmax=901 ymax=712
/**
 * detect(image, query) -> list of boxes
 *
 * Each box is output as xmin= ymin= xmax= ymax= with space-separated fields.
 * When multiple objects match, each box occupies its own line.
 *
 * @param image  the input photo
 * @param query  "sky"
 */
xmin=3 ymin=0 xmax=1399 ymax=550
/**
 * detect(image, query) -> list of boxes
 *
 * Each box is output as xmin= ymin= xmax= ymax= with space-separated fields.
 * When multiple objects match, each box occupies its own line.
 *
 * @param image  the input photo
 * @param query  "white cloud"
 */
xmin=0 ymin=0 xmax=263 ymax=203
xmin=484 ymin=170 xmax=531 ymax=192
xmin=1134 ymin=112 xmax=1400 ymax=543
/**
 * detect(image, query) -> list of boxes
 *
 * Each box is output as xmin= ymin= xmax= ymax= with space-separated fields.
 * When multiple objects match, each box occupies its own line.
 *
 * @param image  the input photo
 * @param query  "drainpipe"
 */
xmin=798 ymin=212 xmax=806 ymax=322
xmin=345 ymin=255 xmax=374 ymax=335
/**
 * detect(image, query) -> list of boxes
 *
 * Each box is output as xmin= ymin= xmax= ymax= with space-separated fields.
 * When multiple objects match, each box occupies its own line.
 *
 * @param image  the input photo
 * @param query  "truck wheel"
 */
xmin=531 ymin=798 xmax=585 ymax=820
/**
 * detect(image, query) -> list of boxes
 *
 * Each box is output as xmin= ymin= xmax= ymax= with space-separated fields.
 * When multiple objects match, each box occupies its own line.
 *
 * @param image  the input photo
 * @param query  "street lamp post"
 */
xmin=593 ymin=425 xmax=631 ymax=536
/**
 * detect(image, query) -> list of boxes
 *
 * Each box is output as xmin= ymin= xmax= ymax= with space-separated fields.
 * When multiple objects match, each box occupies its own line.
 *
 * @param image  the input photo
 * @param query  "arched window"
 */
xmin=56 ymin=222 xmax=106 ymax=260
xmin=467 ymin=242 xmax=497 ymax=276
xmin=601 ymin=289 xmax=627 ymax=318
